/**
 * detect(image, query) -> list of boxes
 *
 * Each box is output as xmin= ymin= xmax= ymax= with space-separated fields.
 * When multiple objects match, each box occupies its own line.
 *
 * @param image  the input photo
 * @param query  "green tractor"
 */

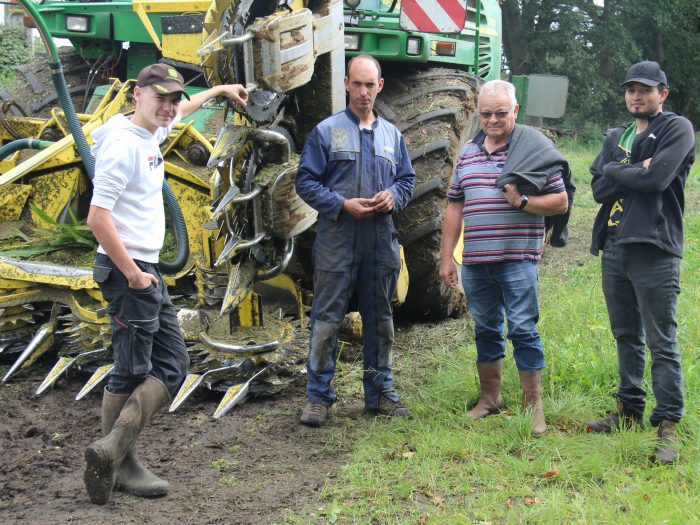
xmin=1 ymin=0 xmax=566 ymax=411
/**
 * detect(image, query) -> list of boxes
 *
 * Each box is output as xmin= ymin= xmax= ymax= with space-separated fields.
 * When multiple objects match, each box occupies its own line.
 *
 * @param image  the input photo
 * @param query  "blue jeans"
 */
xmin=461 ymin=260 xmax=544 ymax=371
xmin=601 ymin=242 xmax=683 ymax=425
xmin=306 ymin=256 xmax=399 ymax=409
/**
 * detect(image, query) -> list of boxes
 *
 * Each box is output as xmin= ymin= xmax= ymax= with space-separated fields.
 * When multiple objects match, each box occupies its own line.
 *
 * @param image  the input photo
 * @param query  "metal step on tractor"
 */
xmin=0 ymin=0 xmax=567 ymax=415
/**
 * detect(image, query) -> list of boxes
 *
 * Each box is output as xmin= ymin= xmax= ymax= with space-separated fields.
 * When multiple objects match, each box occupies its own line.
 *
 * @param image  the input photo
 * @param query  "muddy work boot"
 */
xmin=519 ymin=370 xmax=547 ymax=437
xmin=365 ymin=395 xmax=412 ymax=418
xmin=98 ymin=387 xmax=169 ymax=499
xmin=586 ymin=399 xmax=642 ymax=433
xmin=654 ymin=420 xmax=679 ymax=465
xmin=114 ymin=450 xmax=170 ymax=498
xmin=84 ymin=376 xmax=171 ymax=505
xmin=300 ymin=402 xmax=329 ymax=427
xmin=467 ymin=359 xmax=504 ymax=420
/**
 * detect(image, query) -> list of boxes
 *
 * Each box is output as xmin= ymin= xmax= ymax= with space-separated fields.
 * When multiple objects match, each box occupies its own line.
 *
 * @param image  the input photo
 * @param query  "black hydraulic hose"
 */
xmin=18 ymin=0 xmax=189 ymax=274
xmin=82 ymin=55 xmax=107 ymax=113
xmin=0 ymin=138 xmax=53 ymax=161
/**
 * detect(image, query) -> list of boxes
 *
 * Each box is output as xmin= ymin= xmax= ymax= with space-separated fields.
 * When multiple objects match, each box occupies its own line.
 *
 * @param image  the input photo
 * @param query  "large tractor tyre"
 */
xmin=376 ymin=67 xmax=482 ymax=320
xmin=1 ymin=48 xmax=95 ymax=119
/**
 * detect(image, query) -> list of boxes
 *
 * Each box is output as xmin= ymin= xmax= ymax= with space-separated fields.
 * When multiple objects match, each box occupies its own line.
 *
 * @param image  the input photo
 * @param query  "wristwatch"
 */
xmin=518 ymin=195 xmax=529 ymax=210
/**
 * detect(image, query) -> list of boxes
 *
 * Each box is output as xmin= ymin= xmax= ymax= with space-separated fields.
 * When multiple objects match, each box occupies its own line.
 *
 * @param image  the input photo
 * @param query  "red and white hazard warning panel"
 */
xmin=399 ymin=0 xmax=468 ymax=33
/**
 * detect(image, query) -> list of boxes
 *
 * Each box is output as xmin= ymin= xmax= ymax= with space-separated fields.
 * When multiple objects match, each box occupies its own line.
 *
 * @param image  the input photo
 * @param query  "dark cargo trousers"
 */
xmin=92 ymin=253 xmax=189 ymax=397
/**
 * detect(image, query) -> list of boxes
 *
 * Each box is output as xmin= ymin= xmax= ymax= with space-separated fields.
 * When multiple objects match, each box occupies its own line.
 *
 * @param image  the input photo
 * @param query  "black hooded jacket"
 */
xmin=590 ymin=111 xmax=695 ymax=257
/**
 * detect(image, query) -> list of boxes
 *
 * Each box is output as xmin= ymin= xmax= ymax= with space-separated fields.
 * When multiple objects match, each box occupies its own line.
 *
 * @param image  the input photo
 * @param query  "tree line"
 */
xmin=501 ymin=0 xmax=700 ymax=131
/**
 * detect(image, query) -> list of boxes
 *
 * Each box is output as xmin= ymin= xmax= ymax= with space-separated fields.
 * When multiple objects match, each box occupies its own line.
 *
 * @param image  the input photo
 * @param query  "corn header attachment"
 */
xmin=0 ymin=0 xmax=346 ymax=416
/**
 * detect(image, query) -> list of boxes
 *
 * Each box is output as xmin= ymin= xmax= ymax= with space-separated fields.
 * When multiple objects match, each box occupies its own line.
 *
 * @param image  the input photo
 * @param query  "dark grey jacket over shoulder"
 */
xmin=590 ymin=112 xmax=696 ymax=257
xmin=492 ymin=124 xmax=575 ymax=247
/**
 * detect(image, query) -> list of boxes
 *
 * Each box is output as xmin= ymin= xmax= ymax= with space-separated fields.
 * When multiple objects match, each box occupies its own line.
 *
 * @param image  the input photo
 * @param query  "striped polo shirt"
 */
xmin=447 ymin=136 xmax=565 ymax=264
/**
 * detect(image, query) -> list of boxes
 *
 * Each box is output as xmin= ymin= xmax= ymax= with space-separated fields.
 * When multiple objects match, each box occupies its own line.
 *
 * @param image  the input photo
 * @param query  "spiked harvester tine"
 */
xmin=169 ymin=373 xmax=205 ymax=412
xmin=35 ymin=347 xmax=108 ymax=395
xmin=35 ymin=356 xmax=76 ymax=395
xmin=210 ymin=186 xmax=241 ymax=222
xmin=69 ymin=322 xmax=88 ymax=333
xmin=214 ymin=235 xmax=242 ymax=267
xmin=0 ymin=312 xmax=37 ymax=329
xmin=213 ymin=367 xmax=268 ymax=419
xmin=213 ymin=383 xmax=247 ymax=419
xmin=169 ymin=363 xmax=247 ymax=412
xmin=207 ymin=124 xmax=249 ymax=168
xmin=2 ymin=321 xmax=56 ymax=383
xmin=216 ymin=232 xmax=265 ymax=270
xmin=75 ymin=364 xmax=114 ymax=400
xmin=220 ymin=260 xmax=256 ymax=316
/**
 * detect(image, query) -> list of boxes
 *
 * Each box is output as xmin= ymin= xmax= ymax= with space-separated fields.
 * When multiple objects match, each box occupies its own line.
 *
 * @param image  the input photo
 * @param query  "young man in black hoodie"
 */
xmin=586 ymin=61 xmax=696 ymax=465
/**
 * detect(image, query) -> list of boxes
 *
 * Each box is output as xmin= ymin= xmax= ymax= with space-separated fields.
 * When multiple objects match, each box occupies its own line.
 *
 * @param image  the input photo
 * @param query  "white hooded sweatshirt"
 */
xmin=90 ymin=113 xmax=179 ymax=263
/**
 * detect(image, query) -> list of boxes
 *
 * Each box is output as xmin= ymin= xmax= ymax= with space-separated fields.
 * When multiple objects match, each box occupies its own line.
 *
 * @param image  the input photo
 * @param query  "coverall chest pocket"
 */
xmin=327 ymin=150 xmax=358 ymax=194
xmin=375 ymin=154 xmax=396 ymax=193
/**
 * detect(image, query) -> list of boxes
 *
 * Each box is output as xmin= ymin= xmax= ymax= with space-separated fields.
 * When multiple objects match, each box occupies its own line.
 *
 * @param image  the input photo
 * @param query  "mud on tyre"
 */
xmin=1 ymin=48 xmax=93 ymax=119
xmin=376 ymin=66 xmax=481 ymax=320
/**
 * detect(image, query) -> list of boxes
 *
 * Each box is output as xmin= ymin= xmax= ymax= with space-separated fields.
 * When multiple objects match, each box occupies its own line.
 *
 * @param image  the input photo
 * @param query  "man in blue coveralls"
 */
xmin=295 ymin=54 xmax=416 ymax=427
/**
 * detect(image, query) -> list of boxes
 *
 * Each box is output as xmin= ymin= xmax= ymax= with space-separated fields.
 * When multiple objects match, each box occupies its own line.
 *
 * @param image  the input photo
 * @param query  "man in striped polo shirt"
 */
xmin=439 ymin=80 xmax=568 ymax=436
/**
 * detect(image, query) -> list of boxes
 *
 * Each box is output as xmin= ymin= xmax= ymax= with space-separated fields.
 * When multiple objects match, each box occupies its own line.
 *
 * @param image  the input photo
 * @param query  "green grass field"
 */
xmin=286 ymin=136 xmax=700 ymax=524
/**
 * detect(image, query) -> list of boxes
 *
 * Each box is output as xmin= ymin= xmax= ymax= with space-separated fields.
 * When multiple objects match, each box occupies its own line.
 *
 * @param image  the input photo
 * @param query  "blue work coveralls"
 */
xmin=296 ymin=108 xmax=415 ymax=409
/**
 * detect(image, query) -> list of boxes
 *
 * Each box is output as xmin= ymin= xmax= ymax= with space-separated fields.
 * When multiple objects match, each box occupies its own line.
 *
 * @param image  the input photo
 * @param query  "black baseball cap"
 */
xmin=136 ymin=63 xmax=190 ymax=100
xmin=621 ymin=61 xmax=668 ymax=87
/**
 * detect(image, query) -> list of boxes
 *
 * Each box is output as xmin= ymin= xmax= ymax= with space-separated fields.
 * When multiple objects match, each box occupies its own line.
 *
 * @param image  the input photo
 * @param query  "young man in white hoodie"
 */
xmin=84 ymin=63 xmax=247 ymax=505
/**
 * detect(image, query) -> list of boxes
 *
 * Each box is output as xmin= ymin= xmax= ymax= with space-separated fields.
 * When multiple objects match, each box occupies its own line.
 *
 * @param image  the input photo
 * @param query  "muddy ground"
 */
xmin=0 ymin=351 xmax=367 ymax=525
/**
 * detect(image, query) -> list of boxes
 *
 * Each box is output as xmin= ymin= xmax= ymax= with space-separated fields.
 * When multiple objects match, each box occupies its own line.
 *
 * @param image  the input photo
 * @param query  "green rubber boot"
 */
xmin=84 ymin=376 xmax=171 ymax=504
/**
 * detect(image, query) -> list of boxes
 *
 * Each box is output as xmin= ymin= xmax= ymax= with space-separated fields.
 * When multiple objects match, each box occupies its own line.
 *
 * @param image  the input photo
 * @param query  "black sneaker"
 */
xmin=300 ymin=402 xmax=328 ymax=427
xmin=365 ymin=395 xmax=412 ymax=418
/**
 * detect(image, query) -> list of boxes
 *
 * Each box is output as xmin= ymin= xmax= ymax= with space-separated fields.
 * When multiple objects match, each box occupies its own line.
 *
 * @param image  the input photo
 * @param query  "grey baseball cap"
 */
xmin=621 ymin=61 xmax=668 ymax=87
